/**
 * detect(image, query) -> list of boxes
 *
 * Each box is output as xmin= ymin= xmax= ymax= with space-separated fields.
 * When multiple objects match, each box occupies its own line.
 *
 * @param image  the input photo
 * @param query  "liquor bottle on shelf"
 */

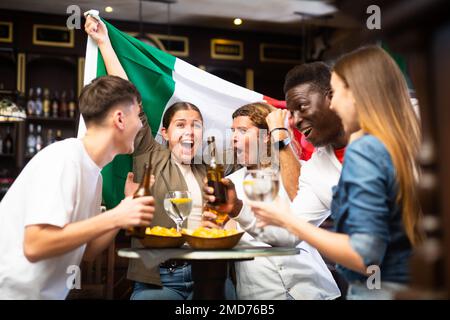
xmin=126 ymin=162 xmax=152 ymax=238
xmin=55 ymin=130 xmax=63 ymax=142
xmin=43 ymin=88 xmax=51 ymax=118
xmin=26 ymin=88 xmax=35 ymax=116
xmin=27 ymin=124 xmax=36 ymax=157
xmin=35 ymin=125 xmax=43 ymax=153
xmin=60 ymin=91 xmax=68 ymax=118
xmin=51 ymin=91 xmax=59 ymax=118
xmin=46 ymin=129 xmax=55 ymax=147
xmin=68 ymin=90 xmax=77 ymax=119
xmin=35 ymin=87 xmax=43 ymax=117
xmin=3 ymin=127 xmax=14 ymax=155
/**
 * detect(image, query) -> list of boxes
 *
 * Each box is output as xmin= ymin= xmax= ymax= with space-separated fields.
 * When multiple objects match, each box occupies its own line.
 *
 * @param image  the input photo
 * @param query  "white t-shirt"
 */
xmin=0 ymin=138 xmax=102 ymax=300
xmin=292 ymin=145 xmax=342 ymax=225
xmin=173 ymin=161 xmax=203 ymax=230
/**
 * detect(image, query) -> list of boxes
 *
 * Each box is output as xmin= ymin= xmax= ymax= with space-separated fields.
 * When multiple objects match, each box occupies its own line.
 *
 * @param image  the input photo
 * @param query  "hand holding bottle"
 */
xmin=110 ymin=196 xmax=155 ymax=230
xmin=203 ymin=177 xmax=243 ymax=220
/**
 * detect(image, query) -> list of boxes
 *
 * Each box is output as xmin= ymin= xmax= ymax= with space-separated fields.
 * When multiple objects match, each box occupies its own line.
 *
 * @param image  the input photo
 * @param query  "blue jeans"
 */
xmin=130 ymin=264 xmax=237 ymax=300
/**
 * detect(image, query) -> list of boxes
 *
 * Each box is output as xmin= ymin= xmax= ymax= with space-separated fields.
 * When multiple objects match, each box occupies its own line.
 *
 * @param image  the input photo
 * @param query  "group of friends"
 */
xmin=0 ymin=16 xmax=422 ymax=300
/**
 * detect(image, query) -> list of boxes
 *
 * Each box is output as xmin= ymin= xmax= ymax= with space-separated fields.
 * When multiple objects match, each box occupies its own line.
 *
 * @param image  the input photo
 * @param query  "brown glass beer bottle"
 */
xmin=126 ymin=162 xmax=152 ymax=238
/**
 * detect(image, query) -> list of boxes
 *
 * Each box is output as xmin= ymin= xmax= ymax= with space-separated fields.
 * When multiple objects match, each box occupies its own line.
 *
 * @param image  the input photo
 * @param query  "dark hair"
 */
xmin=232 ymin=102 xmax=274 ymax=131
xmin=283 ymin=61 xmax=331 ymax=95
xmin=162 ymin=102 xmax=203 ymax=128
xmin=79 ymin=75 xmax=142 ymax=125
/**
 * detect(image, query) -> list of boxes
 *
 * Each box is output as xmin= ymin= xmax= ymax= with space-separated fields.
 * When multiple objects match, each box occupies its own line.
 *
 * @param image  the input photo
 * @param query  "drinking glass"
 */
xmin=164 ymin=191 xmax=192 ymax=232
xmin=243 ymin=169 xmax=279 ymax=202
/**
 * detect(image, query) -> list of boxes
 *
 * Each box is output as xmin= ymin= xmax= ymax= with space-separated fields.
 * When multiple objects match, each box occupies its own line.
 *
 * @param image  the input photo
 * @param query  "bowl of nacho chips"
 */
xmin=139 ymin=226 xmax=185 ymax=248
xmin=182 ymin=227 xmax=244 ymax=250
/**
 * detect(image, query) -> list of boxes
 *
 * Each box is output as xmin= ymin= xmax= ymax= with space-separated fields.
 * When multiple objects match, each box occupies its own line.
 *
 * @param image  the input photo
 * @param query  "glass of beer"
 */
xmin=164 ymin=191 xmax=193 ymax=232
xmin=243 ymin=169 xmax=279 ymax=202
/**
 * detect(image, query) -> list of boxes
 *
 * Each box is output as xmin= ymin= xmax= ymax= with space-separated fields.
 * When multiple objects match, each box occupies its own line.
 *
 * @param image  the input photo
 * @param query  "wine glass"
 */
xmin=164 ymin=191 xmax=192 ymax=232
xmin=243 ymin=169 xmax=279 ymax=202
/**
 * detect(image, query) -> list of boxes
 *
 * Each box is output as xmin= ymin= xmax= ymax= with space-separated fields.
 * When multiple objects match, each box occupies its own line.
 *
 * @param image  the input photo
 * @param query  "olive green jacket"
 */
xmin=126 ymin=111 xmax=206 ymax=286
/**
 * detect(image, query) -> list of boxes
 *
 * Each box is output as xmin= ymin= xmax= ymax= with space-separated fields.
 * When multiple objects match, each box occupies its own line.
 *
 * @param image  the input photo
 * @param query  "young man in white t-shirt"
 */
xmin=0 ymin=75 xmax=155 ymax=299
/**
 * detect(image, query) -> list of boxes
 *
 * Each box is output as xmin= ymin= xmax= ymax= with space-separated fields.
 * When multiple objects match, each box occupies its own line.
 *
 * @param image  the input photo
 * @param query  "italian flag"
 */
xmin=79 ymin=15 xmax=290 ymax=209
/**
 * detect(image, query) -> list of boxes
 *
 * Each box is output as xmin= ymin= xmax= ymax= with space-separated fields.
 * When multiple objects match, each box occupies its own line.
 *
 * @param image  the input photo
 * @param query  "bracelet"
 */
xmin=269 ymin=127 xmax=289 ymax=135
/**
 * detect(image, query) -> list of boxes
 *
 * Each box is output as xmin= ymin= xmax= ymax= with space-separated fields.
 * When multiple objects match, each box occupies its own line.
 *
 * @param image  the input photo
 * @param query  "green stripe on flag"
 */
xmin=96 ymin=19 xmax=177 ymax=209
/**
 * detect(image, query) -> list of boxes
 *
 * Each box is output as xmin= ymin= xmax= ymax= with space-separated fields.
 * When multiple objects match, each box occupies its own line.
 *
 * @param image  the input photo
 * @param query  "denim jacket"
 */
xmin=331 ymin=134 xmax=412 ymax=284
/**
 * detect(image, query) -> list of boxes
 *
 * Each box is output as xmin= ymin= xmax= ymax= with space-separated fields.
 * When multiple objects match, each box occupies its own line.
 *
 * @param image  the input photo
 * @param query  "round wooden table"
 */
xmin=118 ymin=246 xmax=300 ymax=300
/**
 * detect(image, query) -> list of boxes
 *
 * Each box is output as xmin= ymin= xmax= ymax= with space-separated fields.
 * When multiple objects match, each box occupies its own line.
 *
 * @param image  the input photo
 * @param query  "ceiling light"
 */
xmin=105 ymin=6 xmax=114 ymax=13
xmin=233 ymin=18 xmax=243 ymax=26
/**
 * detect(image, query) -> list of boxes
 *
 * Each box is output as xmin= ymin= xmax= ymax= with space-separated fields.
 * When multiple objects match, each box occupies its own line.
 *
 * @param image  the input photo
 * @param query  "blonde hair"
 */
xmin=333 ymin=46 xmax=423 ymax=246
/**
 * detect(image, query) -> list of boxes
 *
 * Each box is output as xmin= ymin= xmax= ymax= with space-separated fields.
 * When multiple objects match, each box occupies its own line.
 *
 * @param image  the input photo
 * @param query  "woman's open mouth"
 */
xmin=233 ymin=147 xmax=244 ymax=162
xmin=180 ymin=140 xmax=195 ymax=153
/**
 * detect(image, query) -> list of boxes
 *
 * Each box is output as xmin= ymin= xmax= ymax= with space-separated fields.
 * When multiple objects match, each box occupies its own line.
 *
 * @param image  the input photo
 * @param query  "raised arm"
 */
xmin=248 ymin=140 xmax=396 ymax=276
xmin=84 ymin=15 xmax=128 ymax=80
xmin=266 ymin=109 xmax=301 ymax=201
xmin=84 ymin=15 xmax=157 ymax=156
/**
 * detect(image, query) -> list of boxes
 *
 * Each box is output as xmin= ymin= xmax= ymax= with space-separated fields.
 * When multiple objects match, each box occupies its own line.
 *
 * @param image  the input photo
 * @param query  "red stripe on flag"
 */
xmin=263 ymin=95 xmax=286 ymax=109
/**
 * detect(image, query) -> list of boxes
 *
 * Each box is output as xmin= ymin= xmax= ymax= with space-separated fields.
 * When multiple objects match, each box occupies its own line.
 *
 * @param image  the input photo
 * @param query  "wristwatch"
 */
xmin=273 ymin=136 xmax=291 ymax=151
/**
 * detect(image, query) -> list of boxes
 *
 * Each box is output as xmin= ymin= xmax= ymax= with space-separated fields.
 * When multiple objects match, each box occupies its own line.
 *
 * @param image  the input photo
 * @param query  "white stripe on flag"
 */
xmin=77 ymin=35 xmax=99 ymax=138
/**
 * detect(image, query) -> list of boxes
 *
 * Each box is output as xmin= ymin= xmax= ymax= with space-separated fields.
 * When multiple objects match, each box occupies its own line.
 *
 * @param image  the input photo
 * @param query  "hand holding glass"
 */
xmin=243 ymin=169 xmax=279 ymax=202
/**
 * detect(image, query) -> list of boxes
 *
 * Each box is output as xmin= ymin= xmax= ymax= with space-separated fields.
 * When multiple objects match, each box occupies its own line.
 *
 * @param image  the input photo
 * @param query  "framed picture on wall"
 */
xmin=32 ymin=24 xmax=74 ymax=48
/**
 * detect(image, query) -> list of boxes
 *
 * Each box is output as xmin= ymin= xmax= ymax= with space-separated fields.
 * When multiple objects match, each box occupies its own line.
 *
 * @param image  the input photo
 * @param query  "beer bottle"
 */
xmin=27 ymin=88 xmax=35 ymax=116
xmin=43 ymin=88 xmax=50 ymax=118
xmin=55 ymin=130 xmax=63 ymax=141
xmin=35 ymin=87 xmax=43 ymax=117
xmin=26 ymin=124 xmax=36 ymax=157
xmin=206 ymin=136 xmax=227 ymax=205
xmin=46 ymin=129 xmax=55 ymax=146
xmin=35 ymin=125 xmax=43 ymax=153
xmin=68 ymin=90 xmax=77 ymax=118
xmin=126 ymin=162 xmax=152 ymax=238
xmin=60 ymin=91 xmax=68 ymax=118
xmin=51 ymin=91 xmax=59 ymax=118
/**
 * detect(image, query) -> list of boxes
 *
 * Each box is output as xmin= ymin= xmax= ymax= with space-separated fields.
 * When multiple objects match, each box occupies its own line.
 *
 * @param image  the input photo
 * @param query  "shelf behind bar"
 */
xmin=26 ymin=116 xmax=77 ymax=122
